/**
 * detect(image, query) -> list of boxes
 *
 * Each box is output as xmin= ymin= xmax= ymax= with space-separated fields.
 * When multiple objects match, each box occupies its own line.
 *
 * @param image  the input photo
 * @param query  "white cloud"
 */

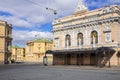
xmin=0 ymin=16 xmax=31 ymax=27
xmin=12 ymin=30 xmax=53 ymax=46
xmin=27 ymin=15 xmax=46 ymax=24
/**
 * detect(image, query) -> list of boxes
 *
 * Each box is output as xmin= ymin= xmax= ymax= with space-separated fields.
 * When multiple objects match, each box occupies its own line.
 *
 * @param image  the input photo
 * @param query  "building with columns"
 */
xmin=0 ymin=20 xmax=12 ymax=64
xmin=48 ymin=3 xmax=120 ymax=67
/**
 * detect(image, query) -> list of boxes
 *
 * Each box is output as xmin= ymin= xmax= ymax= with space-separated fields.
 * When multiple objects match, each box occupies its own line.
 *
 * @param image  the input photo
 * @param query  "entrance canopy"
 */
xmin=96 ymin=47 xmax=115 ymax=53
xmin=117 ymin=51 xmax=120 ymax=57
xmin=46 ymin=48 xmax=97 ymax=54
xmin=46 ymin=47 xmax=115 ymax=54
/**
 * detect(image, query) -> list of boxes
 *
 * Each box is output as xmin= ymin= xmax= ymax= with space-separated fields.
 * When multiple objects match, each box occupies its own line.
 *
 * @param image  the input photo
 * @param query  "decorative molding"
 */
xmin=0 ymin=23 xmax=5 ymax=26
xmin=75 ymin=1 xmax=88 ymax=12
xmin=99 ymin=5 xmax=115 ymax=15
xmin=52 ymin=17 xmax=120 ymax=32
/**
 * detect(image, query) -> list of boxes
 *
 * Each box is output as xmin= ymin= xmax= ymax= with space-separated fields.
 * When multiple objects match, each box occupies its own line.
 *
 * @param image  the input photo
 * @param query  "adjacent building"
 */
xmin=25 ymin=38 xmax=53 ymax=63
xmin=49 ymin=3 xmax=120 ymax=67
xmin=0 ymin=20 xmax=12 ymax=64
xmin=11 ymin=46 xmax=25 ymax=62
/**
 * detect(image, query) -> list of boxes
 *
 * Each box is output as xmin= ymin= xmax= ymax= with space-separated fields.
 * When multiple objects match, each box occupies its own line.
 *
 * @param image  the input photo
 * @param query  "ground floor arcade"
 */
xmin=46 ymin=47 xmax=120 ymax=67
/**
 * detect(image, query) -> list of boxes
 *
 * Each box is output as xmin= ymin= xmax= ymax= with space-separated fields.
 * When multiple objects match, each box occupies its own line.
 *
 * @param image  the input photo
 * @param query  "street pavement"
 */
xmin=0 ymin=63 xmax=120 ymax=80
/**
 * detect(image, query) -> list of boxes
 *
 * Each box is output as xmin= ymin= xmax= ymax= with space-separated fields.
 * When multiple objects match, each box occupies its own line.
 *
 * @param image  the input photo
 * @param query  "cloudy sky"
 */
xmin=0 ymin=0 xmax=120 ymax=47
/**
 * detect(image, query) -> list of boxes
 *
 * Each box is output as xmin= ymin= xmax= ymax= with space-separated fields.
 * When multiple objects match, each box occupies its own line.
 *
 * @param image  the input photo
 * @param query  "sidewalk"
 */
xmin=49 ymin=65 xmax=120 ymax=71
xmin=0 ymin=62 xmax=42 ymax=66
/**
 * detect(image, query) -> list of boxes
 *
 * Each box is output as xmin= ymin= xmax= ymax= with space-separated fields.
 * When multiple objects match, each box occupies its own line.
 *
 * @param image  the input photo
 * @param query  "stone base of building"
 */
xmin=0 ymin=61 xmax=4 ymax=64
xmin=52 ymin=52 xmax=120 ymax=67
xmin=0 ymin=53 xmax=4 ymax=64
xmin=0 ymin=53 xmax=12 ymax=64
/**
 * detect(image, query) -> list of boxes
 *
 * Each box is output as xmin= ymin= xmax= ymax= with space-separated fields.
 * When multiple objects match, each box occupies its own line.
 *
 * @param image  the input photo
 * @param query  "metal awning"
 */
xmin=96 ymin=47 xmax=115 ymax=53
xmin=46 ymin=47 xmax=115 ymax=54
xmin=46 ymin=48 xmax=97 ymax=54
xmin=117 ymin=51 xmax=120 ymax=57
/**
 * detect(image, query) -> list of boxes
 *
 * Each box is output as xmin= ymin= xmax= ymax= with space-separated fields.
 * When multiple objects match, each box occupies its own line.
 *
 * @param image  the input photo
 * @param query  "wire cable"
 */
xmin=26 ymin=0 xmax=45 ymax=8
xmin=24 ymin=0 xmax=77 ymax=15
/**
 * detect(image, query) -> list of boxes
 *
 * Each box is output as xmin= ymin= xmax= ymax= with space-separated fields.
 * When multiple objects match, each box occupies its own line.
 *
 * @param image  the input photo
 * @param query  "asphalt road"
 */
xmin=0 ymin=63 xmax=120 ymax=80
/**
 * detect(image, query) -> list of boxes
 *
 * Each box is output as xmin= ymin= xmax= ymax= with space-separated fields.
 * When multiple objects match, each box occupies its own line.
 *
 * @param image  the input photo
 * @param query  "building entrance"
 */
xmin=90 ymin=53 xmax=96 ymax=65
xmin=77 ymin=54 xmax=83 ymax=65
xmin=66 ymin=54 xmax=71 ymax=65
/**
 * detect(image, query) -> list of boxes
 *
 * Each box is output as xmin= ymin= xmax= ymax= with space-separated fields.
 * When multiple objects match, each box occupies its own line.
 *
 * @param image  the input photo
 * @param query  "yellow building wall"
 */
xmin=34 ymin=42 xmax=45 ymax=53
xmin=16 ymin=48 xmax=25 ymax=61
xmin=11 ymin=47 xmax=25 ymax=62
xmin=0 ymin=21 xmax=12 ymax=64
xmin=25 ymin=40 xmax=53 ymax=63
xmin=0 ymin=53 xmax=4 ymax=64
xmin=11 ymin=48 xmax=17 ymax=61
xmin=0 ymin=22 xmax=5 ymax=36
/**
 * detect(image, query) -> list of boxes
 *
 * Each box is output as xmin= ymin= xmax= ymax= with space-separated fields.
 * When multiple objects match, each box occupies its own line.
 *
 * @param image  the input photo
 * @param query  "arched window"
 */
xmin=91 ymin=31 xmax=98 ymax=44
xmin=65 ymin=34 xmax=71 ymax=47
xmin=77 ymin=33 xmax=83 ymax=46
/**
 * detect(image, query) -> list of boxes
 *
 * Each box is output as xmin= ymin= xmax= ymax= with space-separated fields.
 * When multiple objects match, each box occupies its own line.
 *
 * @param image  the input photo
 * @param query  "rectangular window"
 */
xmin=105 ymin=33 xmax=111 ymax=42
xmin=55 ymin=38 xmax=59 ymax=47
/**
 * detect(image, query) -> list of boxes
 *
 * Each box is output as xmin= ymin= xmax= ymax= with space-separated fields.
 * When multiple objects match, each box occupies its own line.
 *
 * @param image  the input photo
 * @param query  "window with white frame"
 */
xmin=104 ymin=26 xmax=111 ymax=42
xmin=105 ymin=26 xmax=111 ymax=32
xmin=77 ymin=33 xmax=83 ymax=46
xmin=54 ymin=37 xmax=59 ymax=47
xmin=105 ymin=33 xmax=111 ymax=42
xmin=65 ymin=34 xmax=71 ymax=47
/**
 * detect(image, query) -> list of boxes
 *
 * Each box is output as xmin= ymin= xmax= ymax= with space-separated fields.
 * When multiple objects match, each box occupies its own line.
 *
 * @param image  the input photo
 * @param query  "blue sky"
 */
xmin=0 ymin=0 xmax=120 ymax=47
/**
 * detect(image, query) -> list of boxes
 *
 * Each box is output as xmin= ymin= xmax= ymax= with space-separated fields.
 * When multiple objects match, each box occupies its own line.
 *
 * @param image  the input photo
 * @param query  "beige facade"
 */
xmin=25 ymin=38 xmax=53 ymax=63
xmin=0 ymin=20 xmax=12 ymax=64
xmin=51 ymin=4 xmax=120 ymax=67
xmin=11 ymin=46 xmax=25 ymax=62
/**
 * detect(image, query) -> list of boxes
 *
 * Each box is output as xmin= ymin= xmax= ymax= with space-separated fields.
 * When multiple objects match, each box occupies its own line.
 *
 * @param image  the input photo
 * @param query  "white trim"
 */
xmin=105 ymin=33 xmax=111 ymax=42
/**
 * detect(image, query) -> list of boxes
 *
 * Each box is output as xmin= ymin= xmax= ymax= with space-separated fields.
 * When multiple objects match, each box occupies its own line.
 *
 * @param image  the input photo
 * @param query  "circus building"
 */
xmin=47 ymin=3 xmax=120 ymax=67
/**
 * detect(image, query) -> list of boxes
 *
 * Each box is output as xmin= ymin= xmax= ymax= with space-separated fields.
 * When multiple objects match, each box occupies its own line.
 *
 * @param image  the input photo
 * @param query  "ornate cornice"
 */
xmin=52 ymin=17 xmax=120 ymax=32
xmin=0 ymin=36 xmax=5 ymax=38
xmin=0 ymin=23 xmax=5 ymax=26
xmin=53 ymin=9 xmax=120 ymax=26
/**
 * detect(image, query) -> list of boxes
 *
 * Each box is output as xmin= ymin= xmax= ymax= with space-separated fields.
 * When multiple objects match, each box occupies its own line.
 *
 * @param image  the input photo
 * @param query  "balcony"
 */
xmin=103 ymin=29 xmax=111 ymax=33
xmin=0 ymin=35 xmax=5 ymax=38
xmin=53 ymin=42 xmax=118 ymax=51
xmin=5 ymin=49 xmax=12 ymax=53
xmin=0 ymin=49 xmax=4 ymax=53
